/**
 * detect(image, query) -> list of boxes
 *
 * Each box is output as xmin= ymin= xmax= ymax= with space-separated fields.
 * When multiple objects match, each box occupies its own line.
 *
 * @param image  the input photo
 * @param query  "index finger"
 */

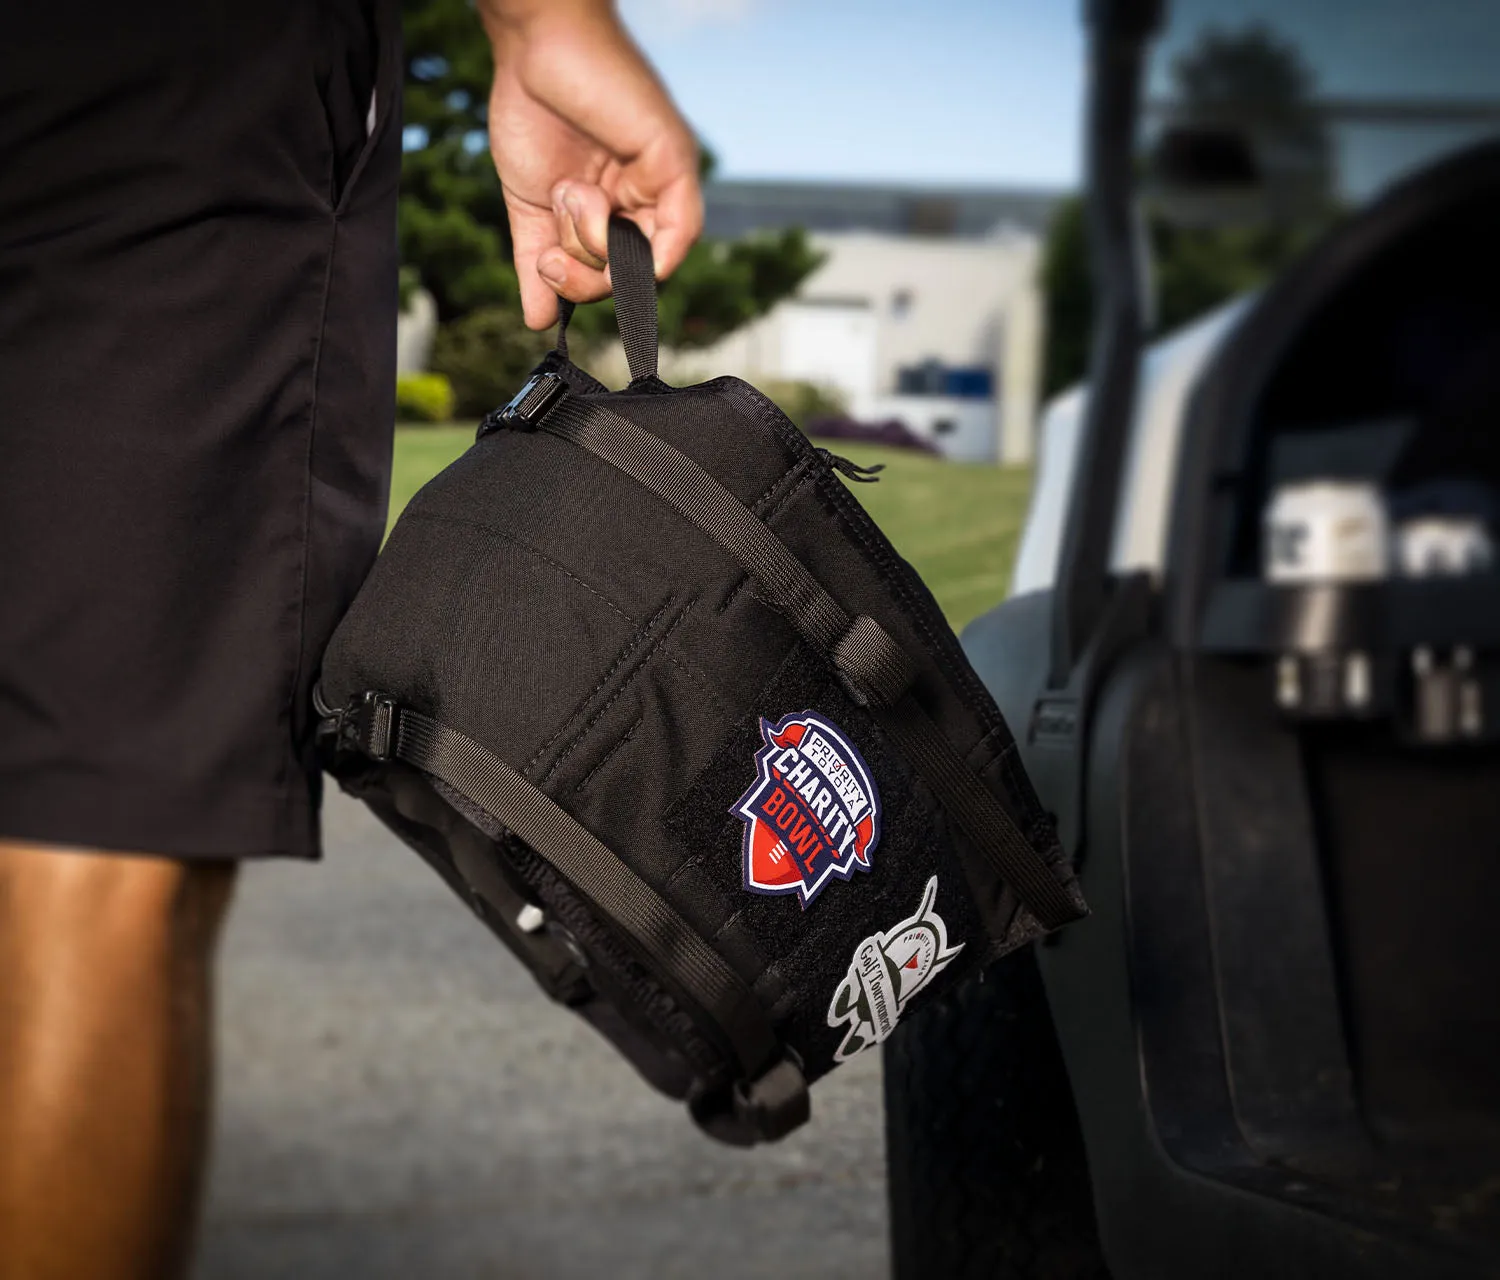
xmin=508 ymin=201 xmax=565 ymax=330
xmin=646 ymin=171 xmax=704 ymax=280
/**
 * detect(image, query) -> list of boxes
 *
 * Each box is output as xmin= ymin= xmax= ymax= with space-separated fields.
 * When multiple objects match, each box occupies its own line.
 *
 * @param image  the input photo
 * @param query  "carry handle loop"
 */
xmin=554 ymin=215 xmax=660 ymax=382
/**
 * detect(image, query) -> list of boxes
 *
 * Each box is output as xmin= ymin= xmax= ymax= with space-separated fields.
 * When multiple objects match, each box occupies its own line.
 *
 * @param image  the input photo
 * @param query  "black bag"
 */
xmin=315 ymin=217 xmax=1086 ymax=1144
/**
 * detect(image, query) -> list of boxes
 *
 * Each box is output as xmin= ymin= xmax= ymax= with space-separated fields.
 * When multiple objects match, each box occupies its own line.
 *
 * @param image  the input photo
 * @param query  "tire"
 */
xmin=883 ymin=944 xmax=1108 ymax=1280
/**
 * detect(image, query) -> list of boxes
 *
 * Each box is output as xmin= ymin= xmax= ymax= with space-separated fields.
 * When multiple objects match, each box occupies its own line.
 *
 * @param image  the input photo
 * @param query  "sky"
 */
xmin=616 ymin=0 xmax=1087 ymax=190
xmin=616 ymin=0 xmax=1500 ymax=199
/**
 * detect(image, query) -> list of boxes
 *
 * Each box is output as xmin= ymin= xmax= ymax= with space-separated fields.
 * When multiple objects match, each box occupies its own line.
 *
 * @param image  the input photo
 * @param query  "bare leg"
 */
xmin=0 ymin=843 xmax=237 ymax=1280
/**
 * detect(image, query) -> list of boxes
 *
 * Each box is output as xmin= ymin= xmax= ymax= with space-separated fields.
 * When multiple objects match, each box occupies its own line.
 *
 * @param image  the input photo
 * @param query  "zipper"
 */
xmin=817 ymin=448 xmax=884 ymax=483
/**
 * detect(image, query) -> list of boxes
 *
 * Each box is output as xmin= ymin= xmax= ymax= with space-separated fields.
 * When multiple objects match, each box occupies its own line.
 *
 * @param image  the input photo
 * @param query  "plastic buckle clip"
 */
xmin=731 ymin=1054 xmax=810 ymax=1143
xmin=479 ymin=372 xmax=568 ymax=437
xmin=353 ymin=691 xmax=398 ymax=762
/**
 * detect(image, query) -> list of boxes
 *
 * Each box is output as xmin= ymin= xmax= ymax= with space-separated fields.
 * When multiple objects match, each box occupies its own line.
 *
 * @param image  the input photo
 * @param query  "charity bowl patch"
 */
xmin=730 ymin=710 xmax=880 ymax=908
xmin=827 ymin=876 xmax=963 ymax=1061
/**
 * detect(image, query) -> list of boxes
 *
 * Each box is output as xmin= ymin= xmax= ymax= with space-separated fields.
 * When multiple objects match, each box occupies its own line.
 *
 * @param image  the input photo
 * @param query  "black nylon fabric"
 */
xmin=386 ymin=704 xmax=781 ymax=1080
xmin=662 ymin=641 xmax=992 ymax=1075
xmin=317 ymin=220 xmax=1083 ymax=1142
xmin=538 ymin=394 xmax=1082 ymax=930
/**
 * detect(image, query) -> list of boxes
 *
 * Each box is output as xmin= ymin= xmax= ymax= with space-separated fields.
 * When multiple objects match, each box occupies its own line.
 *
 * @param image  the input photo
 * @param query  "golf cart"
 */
xmin=884 ymin=2 xmax=1500 ymax=1276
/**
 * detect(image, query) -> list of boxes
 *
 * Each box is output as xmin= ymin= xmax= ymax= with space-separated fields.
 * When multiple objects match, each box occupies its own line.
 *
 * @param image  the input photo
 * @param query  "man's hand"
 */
xmin=480 ymin=0 xmax=702 ymax=330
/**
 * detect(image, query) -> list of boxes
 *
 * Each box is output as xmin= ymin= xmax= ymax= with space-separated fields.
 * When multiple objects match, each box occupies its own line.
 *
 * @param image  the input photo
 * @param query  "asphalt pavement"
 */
xmin=196 ymin=789 xmax=891 ymax=1280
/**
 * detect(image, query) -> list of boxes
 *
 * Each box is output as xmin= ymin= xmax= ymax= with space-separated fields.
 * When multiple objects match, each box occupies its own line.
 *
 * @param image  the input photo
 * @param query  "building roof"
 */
xmin=703 ymin=179 xmax=1067 ymax=241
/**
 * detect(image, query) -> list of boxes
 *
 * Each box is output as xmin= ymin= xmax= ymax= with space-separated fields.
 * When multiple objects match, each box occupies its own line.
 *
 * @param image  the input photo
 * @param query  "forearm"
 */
xmin=476 ymin=0 xmax=621 ymax=51
xmin=479 ymin=0 xmax=701 ymax=324
xmin=481 ymin=0 xmax=688 ymax=182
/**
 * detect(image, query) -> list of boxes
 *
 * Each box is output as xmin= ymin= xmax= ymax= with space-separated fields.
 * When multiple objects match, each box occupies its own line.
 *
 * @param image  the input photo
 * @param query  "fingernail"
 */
xmin=552 ymin=184 xmax=570 ymax=215
xmin=564 ymin=190 xmax=584 ymax=224
xmin=538 ymin=255 xmax=567 ymax=286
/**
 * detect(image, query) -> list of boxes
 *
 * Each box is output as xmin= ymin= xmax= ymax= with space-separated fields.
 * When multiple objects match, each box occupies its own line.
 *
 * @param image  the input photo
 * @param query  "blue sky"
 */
xmin=615 ymin=0 xmax=1500 ymax=198
xmin=616 ymin=0 xmax=1086 ymax=189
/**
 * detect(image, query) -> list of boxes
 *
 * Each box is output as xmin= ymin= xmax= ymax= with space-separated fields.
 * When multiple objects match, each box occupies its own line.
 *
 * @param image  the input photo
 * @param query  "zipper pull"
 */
xmin=818 ymin=448 xmax=884 ymax=483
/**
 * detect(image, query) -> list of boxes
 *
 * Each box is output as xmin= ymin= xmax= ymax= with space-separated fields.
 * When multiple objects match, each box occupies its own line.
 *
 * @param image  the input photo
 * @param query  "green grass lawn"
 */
xmin=390 ymin=427 xmax=1032 ymax=631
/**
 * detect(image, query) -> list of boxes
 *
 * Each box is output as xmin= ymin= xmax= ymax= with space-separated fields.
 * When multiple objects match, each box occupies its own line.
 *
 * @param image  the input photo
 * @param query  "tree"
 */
xmin=1040 ymin=22 xmax=1336 ymax=398
xmin=400 ymin=0 xmax=519 ymax=321
xmin=1038 ymin=196 xmax=1091 ymax=403
xmin=398 ymin=0 xmax=821 ymax=347
xmin=1166 ymin=22 xmax=1334 ymax=223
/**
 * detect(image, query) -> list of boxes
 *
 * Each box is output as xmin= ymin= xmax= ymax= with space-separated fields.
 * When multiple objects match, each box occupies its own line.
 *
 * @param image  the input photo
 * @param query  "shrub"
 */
xmin=395 ymin=371 xmax=455 ymax=424
xmin=804 ymin=415 xmax=940 ymax=455
xmin=429 ymin=306 xmax=554 ymax=419
xmin=760 ymin=379 xmax=848 ymax=430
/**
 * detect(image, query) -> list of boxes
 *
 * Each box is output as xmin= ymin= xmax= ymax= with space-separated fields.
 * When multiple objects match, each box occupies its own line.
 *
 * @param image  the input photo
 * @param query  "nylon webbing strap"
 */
xmin=538 ymin=398 xmax=1083 ymax=930
xmin=605 ymin=216 xmax=659 ymax=382
xmin=547 ymin=398 xmax=850 ymax=651
xmin=552 ymin=218 xmax=658 ymax=380
xmin=386 ymin=705 xmax=783 ymax=1078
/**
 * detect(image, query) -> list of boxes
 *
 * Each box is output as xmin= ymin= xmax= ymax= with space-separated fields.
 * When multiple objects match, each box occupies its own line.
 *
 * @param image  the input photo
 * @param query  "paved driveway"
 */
xmin=196 ymin=790 xmax=890 ymax=1279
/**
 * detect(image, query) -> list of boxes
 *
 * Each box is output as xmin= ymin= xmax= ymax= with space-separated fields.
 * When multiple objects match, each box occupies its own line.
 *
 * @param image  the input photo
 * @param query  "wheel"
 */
xmin=883 ymin=944 xmax=1108 ymax=1279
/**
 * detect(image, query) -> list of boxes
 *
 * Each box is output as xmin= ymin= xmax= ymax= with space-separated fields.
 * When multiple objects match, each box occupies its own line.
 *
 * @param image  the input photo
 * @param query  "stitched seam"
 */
xmin=814 ymin=476 xmax=966 ymax=685
xmin=966 ymin=724 xmax=1012 ymax=771
xmin=749 ymin=474 xmax=786 ymax=511
xmin=280 ymin=214 xmax=340 ymax=795
xmin=711 ymin=904 xmax=748 ymax=944
xmin=541 ymin=604 xmax=689 ymax=784
xmin=524 ymin=598 xmax=673 ymax=773
xmin=574 ymin=716 xmax=644 ymax=793
xmin=750 ymin=455 xmax=814 ymax=515
xmin=331 ymin=0 xmax=397 ymax=217
xmin=711 ymin=377 xmax=1003 ymax=737
xmin=550 ymin=351 xmax=609 ymax=395
xmin=402 ymin=509 xmax=638 ymax=625
xmin=663 ymin=851 xmax=705 ymax=896
xmin=542 ymin=602 xmax=695 ymax=784
xmin=663 ymin=809 xmax=741 ymax=899
xmin=716 ymin=575 xmax=788 ymax=621
xmin=435 ymin=536 xmax=501 ymax=713
xmin=654 ymin=859 xmax=758 ymax=976
xmin=979 ymin=740 xmax=1019 ymax=778
xmin=754 ymin=958 xmax=791 ymax=1005
xmin=715 ymin=574 xmax=755 ymax=615
xmin=760 ymin=464 xmax=818 ymax=522
xmin=710 ymin=906 xmax=775 ymax=992
xmin=716 ymin=466 xmax=817 ymax=614
xmin=655 ymin=638 xmax=733 ymax=719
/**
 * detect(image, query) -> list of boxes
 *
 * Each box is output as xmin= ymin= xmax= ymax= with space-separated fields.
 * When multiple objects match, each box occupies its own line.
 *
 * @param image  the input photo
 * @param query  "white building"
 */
xmin=611 ymin=180 xmax=1063 ymax=465
xmin=671 ymin=229 xmax=1046 ymax=464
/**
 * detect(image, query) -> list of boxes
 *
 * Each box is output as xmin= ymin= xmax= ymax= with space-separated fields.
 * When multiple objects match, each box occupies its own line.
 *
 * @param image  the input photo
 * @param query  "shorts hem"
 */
xmin=0 ymin=768 xmax=322 ymax=861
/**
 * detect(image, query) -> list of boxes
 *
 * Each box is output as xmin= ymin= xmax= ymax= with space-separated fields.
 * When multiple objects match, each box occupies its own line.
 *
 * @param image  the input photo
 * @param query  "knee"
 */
xmin=0 ymin=843 xmax=237 ymax=985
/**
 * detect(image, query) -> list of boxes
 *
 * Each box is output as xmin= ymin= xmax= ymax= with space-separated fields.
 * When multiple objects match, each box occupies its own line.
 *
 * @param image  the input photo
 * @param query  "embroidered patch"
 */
xmin=730 ymin=710 xmax=880 ymax=908
xmin=827 ymin=876 xmax=963 ymax=1061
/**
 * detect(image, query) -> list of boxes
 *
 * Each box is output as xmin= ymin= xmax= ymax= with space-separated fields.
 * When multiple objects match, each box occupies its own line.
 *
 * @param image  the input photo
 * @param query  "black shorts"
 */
xmin=0 ymin=0 xmax=401 ymax=859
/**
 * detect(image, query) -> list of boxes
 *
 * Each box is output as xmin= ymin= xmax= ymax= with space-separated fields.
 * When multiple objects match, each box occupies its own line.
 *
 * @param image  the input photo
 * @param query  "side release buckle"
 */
xmin=690 ymin=1050 xmax=810 ymax=1146
xmin=732 ymin=1054 xmax=811 ymax=1142
xmin=478 ymin=372 xmax=568 ymax=437
xmin=353 ymin=691 xmax=398 ymax=761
